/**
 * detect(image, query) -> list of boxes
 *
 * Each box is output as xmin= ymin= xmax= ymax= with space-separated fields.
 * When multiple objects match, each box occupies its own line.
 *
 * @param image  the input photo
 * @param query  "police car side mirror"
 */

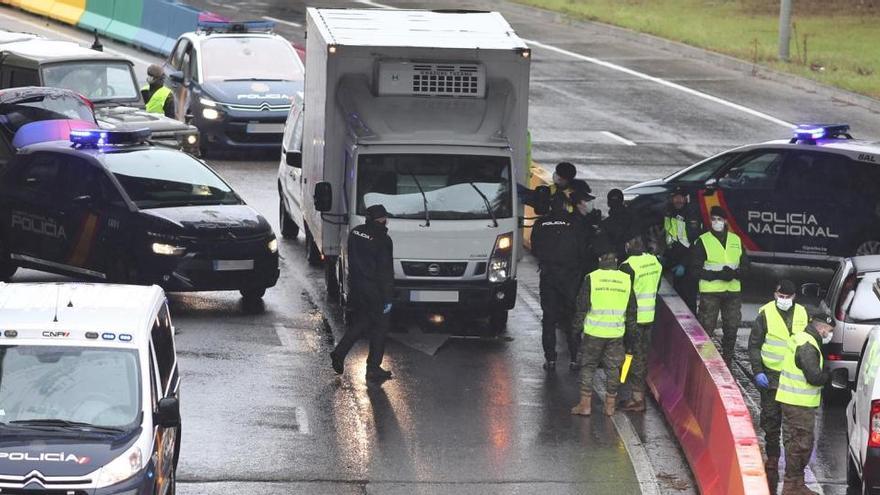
xmin=314 ymin=182 xmax=332 ymax=212
xmin=830 ymin=368 xmax=849 ymax=390
xmin=286 ymin=151 xmax=302 ymax=168
xmin=704 ymin=178 xmax=718 ymax=190
xmin=155 ymin=396 xmax=180 ymax=428
xmin=168 ymin=70 xmax=184 ymax=86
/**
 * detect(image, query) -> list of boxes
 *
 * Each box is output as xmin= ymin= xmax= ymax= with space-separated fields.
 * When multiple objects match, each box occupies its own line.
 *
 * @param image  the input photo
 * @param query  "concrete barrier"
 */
xmin=647 ymin=281 xmax=768 ymax=495
xmin=49 ymin=0 xmax=86 ymax=24
xmin=77 ymin=0 xmax=113 ymax=36
xmin=104 ymin=0 xmax=142 ymax=43
xmin=17 ymin=0 xmax=52 ymax=16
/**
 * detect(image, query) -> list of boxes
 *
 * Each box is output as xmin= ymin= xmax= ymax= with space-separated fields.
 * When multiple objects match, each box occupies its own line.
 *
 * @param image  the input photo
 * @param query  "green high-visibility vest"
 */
xmin=775 ymin=332 xmax=823 ymax=408
xmin=664 ymin=215 xmax=689 ymax=247
xmin=698 ymin=231 xmax=742 ymax=293
xmin=622 ymin=253 xmax=662 ymax=324
xmin=583 ymin=269 xmax=632 ymax=338
xmin=143 ymin=85 xmax=171 ymax=114
xmin=759 ymin=301 xmax=808 ymax=372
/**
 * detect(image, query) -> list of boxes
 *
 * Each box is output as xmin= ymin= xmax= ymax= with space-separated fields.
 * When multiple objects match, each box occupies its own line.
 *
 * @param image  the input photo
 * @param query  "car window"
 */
xmin=850 ymin=162 xmax=880 ymax=197
xmin=717 ymin=151 xmax=784 ymax=190
xmin=41 ymin=62 xmax=139 ymax=102
xmin=667 ymin=151 xmax=741 ymax=183
xmin=0 ymin=133 xmax=12 ymax=166
xmin=0 ymin=93 xmax=96 ymax=134
xmin=200 ymin=37 xmax=303 ymax=82
xmin=778 ymin=151 xmax=852 ymax=196
xmin=13 ymin=152 xmax=62 ymax=196
xmin=2 ymin=67 xmax=40 ymax=87
xmin=285 ymin=108 xmax=303 ymax=151
xmin=850 ymin=272 xmax=880 ymax=322
xmin=151 ymin=304 xmax=175 ymax=393
xmin=170 ymin=39 xmax=189 ymax=69
xmin=59 ymin=156 xmax=101 ymax=201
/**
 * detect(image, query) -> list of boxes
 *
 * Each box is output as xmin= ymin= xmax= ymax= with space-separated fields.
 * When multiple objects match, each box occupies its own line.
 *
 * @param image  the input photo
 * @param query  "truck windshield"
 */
xmin=200 ymin=37 xmax=303 ymax=82
xmin=41 ymin=62 xmax=139 ymax=103
xmin=0 ymin=345 xmax=141 ymax=430
xmin=103 ymin=149 xmax=241 ymax=209
xmin=357 ymin=154 xmax=512 ymax=220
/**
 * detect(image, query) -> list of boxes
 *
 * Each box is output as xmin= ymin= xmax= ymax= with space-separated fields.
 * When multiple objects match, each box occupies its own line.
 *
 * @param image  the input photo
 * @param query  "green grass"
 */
xmin=515 ymin=0 xmax=880 ymax=99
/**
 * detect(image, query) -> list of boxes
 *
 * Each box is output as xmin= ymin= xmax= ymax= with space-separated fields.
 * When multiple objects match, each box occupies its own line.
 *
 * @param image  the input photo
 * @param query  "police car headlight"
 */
xmin=199 ymin=98 xmax=218 ymax=107
xmin=267 ymin=237 xmax=278 ymax=253
xmin=202 ymin=108 xmax=220 ymax=120
xmin=95 ymin=444 xmax=142 ymax=488
xmin=152 ymin=242 xmax=186 ymax=256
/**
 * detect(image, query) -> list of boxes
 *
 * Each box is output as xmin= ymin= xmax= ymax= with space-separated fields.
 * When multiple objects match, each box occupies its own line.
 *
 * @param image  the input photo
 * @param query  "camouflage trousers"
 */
xmin=781 ymin=404 xmax=817 ymax=480
xmin=627 ymin=323 xmax=653 ymax=393
xmin=697 ymin=291 xmax=742 ymax=365
xmin=759 ymin=373 xmax=783 ymax=458
xmin=579 ymin=334 xmax=625 ymax=396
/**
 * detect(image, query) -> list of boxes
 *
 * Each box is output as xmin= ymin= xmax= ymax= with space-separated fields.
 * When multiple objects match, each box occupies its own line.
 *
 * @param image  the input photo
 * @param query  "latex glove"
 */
xmin=672 ymin=264 xmax=685 ymax=278
xmin=755 ymin=372 xmax=769 ymax=389
xmin=383 ymin=303 xmax=393 ymax=314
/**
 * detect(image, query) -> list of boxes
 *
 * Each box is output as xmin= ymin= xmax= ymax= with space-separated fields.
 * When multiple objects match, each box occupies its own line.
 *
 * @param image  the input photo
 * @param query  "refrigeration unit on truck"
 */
xmin=292 ymin=8 xmax=530 ymax=333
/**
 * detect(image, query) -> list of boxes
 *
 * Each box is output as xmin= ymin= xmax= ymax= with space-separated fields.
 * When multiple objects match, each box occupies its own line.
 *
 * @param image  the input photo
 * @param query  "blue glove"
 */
xmin=755 ymin=373 xmax=769 ymax=389
xmin=672 ymin=264 xmax=685 ymax=278
xmin=383 ymin=303 xmax=392 ymax=314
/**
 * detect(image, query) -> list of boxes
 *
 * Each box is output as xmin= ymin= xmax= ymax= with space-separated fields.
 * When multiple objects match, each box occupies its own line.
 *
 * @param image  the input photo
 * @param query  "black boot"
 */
xmin=366 ymin=366 xmax=392 ymax=381
xmin=330 ymin=351 xmax=344 ymax=375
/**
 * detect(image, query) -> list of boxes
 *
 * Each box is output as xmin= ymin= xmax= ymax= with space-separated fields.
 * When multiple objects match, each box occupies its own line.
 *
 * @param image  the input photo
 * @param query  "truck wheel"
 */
xmin=240 ymin=287 xmax=266 ymax=301
xmin=279 ymin=197 xmax=299 ymax=239
xmin=0 ymin=237 xmax=17 ymax=281
xmin=325 ymin=257 xmax=339 ymax=301
xmin=487 ymin=309 xmax=508 ymax=336
xmin=304 ymin=225 xmax=323 ymax=266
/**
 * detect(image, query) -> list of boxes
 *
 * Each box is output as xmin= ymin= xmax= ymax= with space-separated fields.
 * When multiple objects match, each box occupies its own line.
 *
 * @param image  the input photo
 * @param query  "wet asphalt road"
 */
xmin=4 ymin=0 xmax=880 ymax=492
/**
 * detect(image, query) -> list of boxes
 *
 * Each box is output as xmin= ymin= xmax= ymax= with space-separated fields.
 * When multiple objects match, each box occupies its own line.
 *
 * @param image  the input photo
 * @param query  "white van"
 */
xmin=841 ymin=321 xmax=880 ymax=494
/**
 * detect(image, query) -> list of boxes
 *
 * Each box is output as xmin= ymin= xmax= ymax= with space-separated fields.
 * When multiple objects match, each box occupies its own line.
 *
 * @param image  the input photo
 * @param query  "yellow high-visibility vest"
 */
xmin=698 ymin=231 xmax=742 ymax=293
xmin=664 ymin=215 xmax=689 ymax=247
xmin=143 ymin=85 xmax=171 ymax=114
xmin=583 ymin=269 xmax=632 ymax=338
xmin=623 ymin=253 xmax=662 ymax=324
xmin=759 ymin=302 xmax=808 ymax=372
xmin=775 ymin=332 xmax=823 ymax=408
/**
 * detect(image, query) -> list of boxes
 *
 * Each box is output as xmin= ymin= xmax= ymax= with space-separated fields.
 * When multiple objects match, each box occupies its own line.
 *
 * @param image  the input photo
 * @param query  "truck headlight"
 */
xmin=202 ymin=108 xmax=220 ymax=120
xmin=488 ymin=232 xmax=513 ymax=283
xmin=267 ymin=237 xmax=278 ymax=253
xmin=95 ymin=444 xmax=142 ymax=488
xmin=152 ymin=242 xmax=186 ymax=256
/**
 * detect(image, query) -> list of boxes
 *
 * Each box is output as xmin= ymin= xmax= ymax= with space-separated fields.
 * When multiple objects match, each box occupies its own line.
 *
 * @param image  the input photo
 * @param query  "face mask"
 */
xmin=711 ymin=219 xmax=725 ymax=232
xmin=147 ymin=76 xmax=158 ymax=85
xmin=822 ymin=332 xmax=833 ymax=345
xmin=577 ymin=202 xmax=592 ymax=215
xmin=775 ymin=297 xmax=793 ymax=311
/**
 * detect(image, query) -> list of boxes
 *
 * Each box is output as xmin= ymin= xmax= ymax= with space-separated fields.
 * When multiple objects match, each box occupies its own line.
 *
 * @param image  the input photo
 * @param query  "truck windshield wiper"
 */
xmin=469 ymin=182 xmax=498 ymax=227
xmin=10 ymin=419 xmax=125 ymax=433
xmin=407 ymin=171 xmax=430 ymax=227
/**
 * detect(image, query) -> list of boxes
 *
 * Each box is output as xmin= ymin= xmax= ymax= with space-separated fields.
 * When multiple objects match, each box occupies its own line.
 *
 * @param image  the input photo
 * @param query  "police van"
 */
xmin=0 ymin=282 xmax=180 ymax=494
xmin=623 ymin=125 xmax=880 ymax=264
xmin=164 ymin=21 xmax=304 ymax=152
xmin=0 ymin=129 xmax=280 ymax=300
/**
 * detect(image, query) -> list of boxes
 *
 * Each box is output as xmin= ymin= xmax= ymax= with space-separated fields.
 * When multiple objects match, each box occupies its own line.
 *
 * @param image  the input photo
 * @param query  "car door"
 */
xmin=166 ymin=39 xmax=192 ymax=121
xmin=703 ymin=149 xmax=786 ymax=254
xmin=151 ymin=304 xmax=179 ymax=491
xmin=4 ymin=152 xmax=65 ymax=263
xmin=281 ymin=100 xmax=304 ymax=223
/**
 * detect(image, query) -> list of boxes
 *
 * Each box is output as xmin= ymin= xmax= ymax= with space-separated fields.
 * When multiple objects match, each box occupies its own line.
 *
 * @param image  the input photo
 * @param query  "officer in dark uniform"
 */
xmin=531 ymin=194 xmax=587 ymax=370
xmin=661 ymin=187 xmax=701 ymax=311
xmin=570 ymin=187 xmax=601 ymax=279
xmin=330 ymin=204 xmax=395 ymax=382
xmin=601 ymin=188 xmax=634 ymax=262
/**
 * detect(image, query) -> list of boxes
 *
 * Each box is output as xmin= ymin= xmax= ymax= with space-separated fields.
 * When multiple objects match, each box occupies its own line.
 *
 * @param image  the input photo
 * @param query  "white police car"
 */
xmin=0 ymin=282 xmax=180 ymax=494
xmin=624 ymin=124 xmax=880 ymax=264
xmin=164 ymin=21 xmax=304 ymax=152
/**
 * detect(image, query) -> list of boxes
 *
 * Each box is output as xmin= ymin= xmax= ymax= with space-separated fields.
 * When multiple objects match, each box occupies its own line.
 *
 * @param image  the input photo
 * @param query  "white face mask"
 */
xmin=775 ymin=297 xmax=793 ymax=311
xmin=822 ymin=332 xmax=834 ymax=345
xmin=711 ymin=219 xmax=726 ymax=232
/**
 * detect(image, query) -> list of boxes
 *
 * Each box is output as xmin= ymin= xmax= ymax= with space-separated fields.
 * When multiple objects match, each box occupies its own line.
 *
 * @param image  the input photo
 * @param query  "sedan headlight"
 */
xmin=95 ymin=444 xmax=142 ymax=488
xmin=152 ymin=242 xmax=186 ymax=256
xmin=267 ymin=237 xmax=278 ymax=253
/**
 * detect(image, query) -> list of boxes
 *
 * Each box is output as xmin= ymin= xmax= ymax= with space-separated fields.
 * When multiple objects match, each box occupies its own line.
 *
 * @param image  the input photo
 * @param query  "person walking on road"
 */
xmin=617 ymin=234 xmax=662 ymax=412
xmin=749 ymin=279 xmax=808 ymax=492
xmin=660 ymin=187 xmax=701 ymax=311
xmin=777 ymin=311 xmax=834 ymax=495
xmin=570 ymin=241 xmax=637 ymax=417
xmin=691 ymin=205 xmax=749 ymax=365
xmin=531 ymin=194 xmax=587 ymax=371
xmin=141 ymin=64 xmax=175 ymax=119
xmin=330 ymin=204 xmax=395 ymax=382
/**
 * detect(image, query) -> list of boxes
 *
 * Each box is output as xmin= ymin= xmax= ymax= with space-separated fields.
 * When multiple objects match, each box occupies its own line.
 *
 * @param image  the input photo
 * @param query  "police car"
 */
xmin=164 ymin=21 xmax=304 ymax=152
xmin=0 ymin=282 xmax=180 ymax=494
xmin=0 ymin=129 xmax=279 ymax=300
xmin=623 ymin=124 xmax=880 ymax=264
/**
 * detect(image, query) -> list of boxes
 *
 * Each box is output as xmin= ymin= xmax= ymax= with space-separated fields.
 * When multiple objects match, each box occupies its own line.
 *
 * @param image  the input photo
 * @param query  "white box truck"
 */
xmin=298 ymin=8 xmax=530 ymax=333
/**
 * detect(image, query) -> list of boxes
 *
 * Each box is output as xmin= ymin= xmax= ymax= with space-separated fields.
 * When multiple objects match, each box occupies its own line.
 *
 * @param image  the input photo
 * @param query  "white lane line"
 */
xmin=353 ymin=0 xmax=398 ymax=9
xmin=611 ymin=413 xmax=660 ymax=495
xmin=293 ymin=405 xmax=311 ymax=435
xmin=523 ymin=38 xmax=794 ymax=129
xmin=273 ymin=323 xmax=299 ymax=349
xmin=601 ymin=131 xmax=637 ymax=146
xmin=0 ymin=9 xmax=156 ymax=67
xmin=263 ymin=15 xmax=302 ymax=28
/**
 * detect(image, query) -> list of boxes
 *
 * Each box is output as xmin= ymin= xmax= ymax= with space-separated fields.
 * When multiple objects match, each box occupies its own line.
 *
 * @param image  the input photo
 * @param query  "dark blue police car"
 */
xmin=164 ymin=21 xmax=304 ymax=153
xmin=624 ymin=124 xmax=880 ymax=264
xmin=0 ymin=129 xmax=279 ymax=300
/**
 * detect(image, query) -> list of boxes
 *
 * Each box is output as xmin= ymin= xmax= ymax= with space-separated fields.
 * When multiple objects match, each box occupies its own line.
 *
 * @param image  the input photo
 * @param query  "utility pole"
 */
xmin=778 ymin=0 xmax=792 ymax=61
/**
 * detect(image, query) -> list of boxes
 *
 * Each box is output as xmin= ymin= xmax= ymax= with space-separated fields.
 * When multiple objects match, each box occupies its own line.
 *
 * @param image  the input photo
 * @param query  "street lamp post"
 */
xmin=778 ymin=0 xmax=793 ymax=61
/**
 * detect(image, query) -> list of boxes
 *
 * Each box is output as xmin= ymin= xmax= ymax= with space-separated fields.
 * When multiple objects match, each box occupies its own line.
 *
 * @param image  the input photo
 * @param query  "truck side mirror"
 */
xmin=155 ymin=397 xmax=180 ymax=428
xmin=314 ymin=182 xmax=332 ymax=212
xmin=830 ymin=368 xmax=849 ymax=390
xmin=286 ymin=151 xmax=302 ymax=168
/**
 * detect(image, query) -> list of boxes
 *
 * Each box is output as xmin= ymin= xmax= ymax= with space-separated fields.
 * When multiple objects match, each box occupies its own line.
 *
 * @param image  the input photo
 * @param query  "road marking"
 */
xmin=611 ymin=412 xmax=661 ymax=495
xmin=522 ymin=39 xmax=794 ymax=129
xmin=293 ymin=405 xmax=311 ymax=435
xmin=0 ymin=9 xmax=156 ymax=67
xmin=263 ymin=15 xmax=302 ymax=28
xmin=353 ymin=0 xmax=398 ymax=9
xmin=601 ymin=131 xmax=637 ymax=146
xmin=274 ymin=323 xmax=299 ymax=349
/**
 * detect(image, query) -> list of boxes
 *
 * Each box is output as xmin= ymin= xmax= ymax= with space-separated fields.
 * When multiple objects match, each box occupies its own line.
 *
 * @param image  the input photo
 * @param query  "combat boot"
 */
xmin=619 ymin=391 xmax=646 ymax=412
xmin=764 ymin=456 xmax=779 ymax=493
xmin=604 ymin=393 xmax=617 ymax=416
xmin=570 ymin=392 xmax=591 ymax=416
xmin=781 ymin=476 xmax=817 ymax=495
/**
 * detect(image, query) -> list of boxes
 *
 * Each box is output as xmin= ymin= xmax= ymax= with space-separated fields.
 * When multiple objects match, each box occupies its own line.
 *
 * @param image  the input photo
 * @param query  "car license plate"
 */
xmin=246 ymin=123 xmax=284 ymax=134
xmin=213 ymin=259 xmax=254 ymax=271
xmin=410 ymin=290 xmax=459 ymax=303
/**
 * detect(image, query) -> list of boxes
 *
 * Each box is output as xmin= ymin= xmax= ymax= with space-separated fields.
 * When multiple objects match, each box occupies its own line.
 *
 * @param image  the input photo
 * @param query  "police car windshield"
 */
xmin=41 ymin=62 xmax=139 ymax=103
xmin=666 ymin=151 xmax=742 ymax=183
xmin=0 ymin=345 xmax=141 ymax=430
xmin=200 ymin=37 xmax=303 ymax=82
xmin=103 ymin=149 xmax=240 ymax=209
xmin=357 ymin=154 xmax=512 ymax=220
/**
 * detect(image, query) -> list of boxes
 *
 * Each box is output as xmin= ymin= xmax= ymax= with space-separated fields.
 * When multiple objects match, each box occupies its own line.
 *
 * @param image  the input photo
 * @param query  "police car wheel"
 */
xmin=856 ymin=239 xmax=880 ymax=256
xmin=240 ymin=288 xmax=266 ymax=301
xmin=279 ymin=198 xmax=299 ymax=239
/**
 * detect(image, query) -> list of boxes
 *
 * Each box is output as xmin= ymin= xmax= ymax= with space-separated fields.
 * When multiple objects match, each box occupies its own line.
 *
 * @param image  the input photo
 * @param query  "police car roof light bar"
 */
xmin=196 ymin=20 xmax=275 ymax=34
xmin=790 ymin=124 xmax=852 ymax=144
xmin=70 ymin=128 xmax=152 ymax=147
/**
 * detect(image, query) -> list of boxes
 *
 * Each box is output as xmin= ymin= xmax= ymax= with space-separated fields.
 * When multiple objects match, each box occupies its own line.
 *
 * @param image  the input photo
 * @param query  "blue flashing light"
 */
xmin=70 ymin=128 xmax=151 ymax=147
xmin=197 ymin=20 xmax=274 ymax=34
xmin=119 ymin=334 xmax=133 ymax=342
xmin=792 ymin=124 xmax=850 ymax=142
xmin=101 ymin=332 xmax=116 ymax=341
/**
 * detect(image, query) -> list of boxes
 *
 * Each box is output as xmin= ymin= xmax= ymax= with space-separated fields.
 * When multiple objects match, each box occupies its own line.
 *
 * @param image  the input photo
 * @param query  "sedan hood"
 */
xmin=140 ymin=204 xmax=271 ymax=238
xmin=201 ymin=80 xmax=302 ymax=107
xmin=96 ymin=106 xmax=195 ymax=134
xmin=0 ymin=431 xmax=137 ymax=477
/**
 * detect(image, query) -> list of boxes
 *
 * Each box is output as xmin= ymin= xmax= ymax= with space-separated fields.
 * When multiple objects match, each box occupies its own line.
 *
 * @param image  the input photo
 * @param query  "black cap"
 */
xmin=570 ymin=179 xmax=592 ymax=194
xmin=670 ymin=186 xmax=687 ymax=197
xmin=811 ymin=310 xmax=834 ymax=326
xmin=366 ymin=204 xmax=388 ymax=220
xmin=709 ymin=205 xmax=727 ymax=219
xmin=775 ymin=279 xmax=796 ymax=296
xmin=555 ymin=162 xmax=576 ymax=181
